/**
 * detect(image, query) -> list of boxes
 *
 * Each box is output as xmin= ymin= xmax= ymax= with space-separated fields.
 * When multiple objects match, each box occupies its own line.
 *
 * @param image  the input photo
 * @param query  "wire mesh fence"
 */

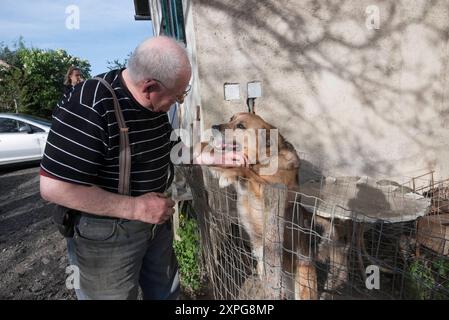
xmin=178 ymin=164 xmax=449 ymax=300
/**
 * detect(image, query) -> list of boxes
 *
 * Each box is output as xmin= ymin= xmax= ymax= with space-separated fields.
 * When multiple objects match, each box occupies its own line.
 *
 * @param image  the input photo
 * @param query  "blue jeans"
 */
xmin=66 ymin=214 xmax=179 ymax=300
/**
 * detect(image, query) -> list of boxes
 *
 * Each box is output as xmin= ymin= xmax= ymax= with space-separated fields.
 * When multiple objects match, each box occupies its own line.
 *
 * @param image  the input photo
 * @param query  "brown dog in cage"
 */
xmin=195 ymin=112 xmax=328 ymax=299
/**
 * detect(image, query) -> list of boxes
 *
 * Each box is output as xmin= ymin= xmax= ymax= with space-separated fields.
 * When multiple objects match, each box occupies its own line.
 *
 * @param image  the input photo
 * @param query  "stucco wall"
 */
xmin=188 ymin=0 xmax=449 ymax=180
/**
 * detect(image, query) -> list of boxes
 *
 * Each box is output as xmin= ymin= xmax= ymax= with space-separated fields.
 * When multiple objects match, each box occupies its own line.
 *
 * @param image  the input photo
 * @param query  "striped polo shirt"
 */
xmin=41 ymin=69 xmax=174 ymax=196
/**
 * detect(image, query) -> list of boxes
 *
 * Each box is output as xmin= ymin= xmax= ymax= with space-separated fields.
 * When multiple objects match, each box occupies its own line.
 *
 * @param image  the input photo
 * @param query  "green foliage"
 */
xmin=0 ymin=38 xmax=25 ymax=67
xmin=408 ymin=260 xmax=435 ymax=299
xmin=432 ymin=257 xmax=449 ymax=299
xmin=407 ymin=258 xmax=449 ymax=300
xmin=433 ymin=257 xmax=449 ymax=277
xmin=173 ymin=207 xmax=203 ymax=295
xmin=0 ymin=40 xmax=91 ymax=118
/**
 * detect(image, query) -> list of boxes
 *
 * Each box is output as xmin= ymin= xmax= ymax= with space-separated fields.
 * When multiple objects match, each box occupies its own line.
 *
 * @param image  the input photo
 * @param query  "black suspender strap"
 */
xmin=94 ymin=76 xmax=176 ymax=196
xmin=94 ymin=77 xmax=131 ymax=196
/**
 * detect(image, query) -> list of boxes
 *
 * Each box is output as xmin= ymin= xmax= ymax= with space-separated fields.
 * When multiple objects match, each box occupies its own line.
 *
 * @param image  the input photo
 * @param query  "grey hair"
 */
xmin=127 ymin=36 xmax=189 ymax=88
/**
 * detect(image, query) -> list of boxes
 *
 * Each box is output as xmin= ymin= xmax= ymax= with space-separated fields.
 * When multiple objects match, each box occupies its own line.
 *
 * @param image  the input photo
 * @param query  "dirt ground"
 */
xmin=0 ymin=164 xmax=208 ymax=300
xmin=0 ymin=164 xmax=76 ymax=300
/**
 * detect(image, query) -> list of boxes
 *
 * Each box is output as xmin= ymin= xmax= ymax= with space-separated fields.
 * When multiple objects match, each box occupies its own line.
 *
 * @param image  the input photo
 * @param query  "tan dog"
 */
xmin=196 ymin=112 xmax=319 ymax=300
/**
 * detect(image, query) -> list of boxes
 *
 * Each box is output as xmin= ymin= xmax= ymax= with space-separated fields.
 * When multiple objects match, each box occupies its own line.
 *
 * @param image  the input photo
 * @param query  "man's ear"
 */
xmin=143 ymin=80 xmax=159 ymax=94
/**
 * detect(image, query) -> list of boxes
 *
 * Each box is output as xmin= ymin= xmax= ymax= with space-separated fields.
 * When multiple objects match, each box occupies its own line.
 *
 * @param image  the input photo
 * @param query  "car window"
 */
xmin=0 ymin=118 xmax=20 ymax=133
xmin=16 ymin=114 xmax=52 ymax=127
xmin=29 ymin=124 xmax=44 ymax=133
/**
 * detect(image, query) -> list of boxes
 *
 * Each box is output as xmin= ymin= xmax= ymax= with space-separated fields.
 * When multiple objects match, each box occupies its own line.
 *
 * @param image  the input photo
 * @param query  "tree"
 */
xmin=106 ymin=52 xmax=132 ymax=71
xmin=0 ymin=37 xmax=25 ymax=67
xmin=0 ymin=41 xmax=91 ymax=119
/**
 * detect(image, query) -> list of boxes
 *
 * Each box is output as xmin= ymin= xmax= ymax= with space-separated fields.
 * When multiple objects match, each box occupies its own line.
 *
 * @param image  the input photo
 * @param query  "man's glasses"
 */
xmin=153 ymin=79 xmax=191 ymax=104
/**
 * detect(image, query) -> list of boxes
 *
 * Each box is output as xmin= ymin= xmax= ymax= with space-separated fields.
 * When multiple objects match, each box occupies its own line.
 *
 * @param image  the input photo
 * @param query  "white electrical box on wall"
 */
xmin=224 ymin=83 xmax=240 ymax=101
xmin=247 ymin=81 xmax=262 ymax=98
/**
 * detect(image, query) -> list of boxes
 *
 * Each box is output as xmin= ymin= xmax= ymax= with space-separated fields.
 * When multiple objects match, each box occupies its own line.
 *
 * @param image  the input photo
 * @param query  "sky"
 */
xmin=0 ymin=0 xmax=154 ymax=75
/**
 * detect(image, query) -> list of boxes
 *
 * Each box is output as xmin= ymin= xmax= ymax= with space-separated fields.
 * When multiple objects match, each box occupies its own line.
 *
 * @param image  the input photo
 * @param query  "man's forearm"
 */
xmin=40 ymin=175 xmax=136 ymax=220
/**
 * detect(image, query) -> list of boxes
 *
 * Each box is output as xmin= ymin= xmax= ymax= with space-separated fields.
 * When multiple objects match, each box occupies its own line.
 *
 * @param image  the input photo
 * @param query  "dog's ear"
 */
xmin=281 ymin=150 xmax=300 ymax=170
xmin=279 ymin=138 xmax=300 ymax=170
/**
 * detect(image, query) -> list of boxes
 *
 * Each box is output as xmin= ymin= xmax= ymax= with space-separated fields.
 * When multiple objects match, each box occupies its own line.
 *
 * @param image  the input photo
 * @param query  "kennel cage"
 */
xmin=176 ymin=162 xmax=449 ymax=300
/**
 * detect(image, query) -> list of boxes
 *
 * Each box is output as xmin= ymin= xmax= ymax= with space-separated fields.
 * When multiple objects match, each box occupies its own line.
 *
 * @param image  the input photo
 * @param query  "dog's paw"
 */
xmin=218 ymin=174 xmax=236 ymax=188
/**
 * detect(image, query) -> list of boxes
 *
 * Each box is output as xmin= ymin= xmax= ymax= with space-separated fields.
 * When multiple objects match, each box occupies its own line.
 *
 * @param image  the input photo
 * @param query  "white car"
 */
xmin=0 ymin=113 xmax=51 ymax=166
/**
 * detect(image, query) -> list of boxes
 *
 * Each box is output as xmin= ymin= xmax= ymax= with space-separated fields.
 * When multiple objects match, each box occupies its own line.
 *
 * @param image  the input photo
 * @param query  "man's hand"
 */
xmin=40 ymin=175 xmax=176 ymax=222
xmin=132 ymin=192 xmax=176 ymax=224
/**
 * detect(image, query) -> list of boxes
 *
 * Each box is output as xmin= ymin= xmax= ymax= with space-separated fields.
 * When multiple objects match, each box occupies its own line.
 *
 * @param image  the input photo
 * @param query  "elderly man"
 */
xmin=40 ymin=36 xmax=195 ymax=300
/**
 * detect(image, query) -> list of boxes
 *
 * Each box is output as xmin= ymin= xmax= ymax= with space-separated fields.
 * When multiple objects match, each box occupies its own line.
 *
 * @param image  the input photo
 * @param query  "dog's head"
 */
xmin=211 ymin=112 xmax=273 ymax=149
xmin=210 ymin=112 xmax=299 ymax=170
xmin=212 ymin=112 xmax=272 ymax=131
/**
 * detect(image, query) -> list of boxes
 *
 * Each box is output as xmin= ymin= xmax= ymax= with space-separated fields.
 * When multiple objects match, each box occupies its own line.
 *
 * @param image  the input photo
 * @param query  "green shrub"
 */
xmin=0 ymin=40 xmax=91 ymax=118
xmin=407 ymin=260 xmax=435 ymax=299
xmin=173 ymin=208 xmax=203 ymax=296
xmin=432 ymin=257 xmax=449 ymax=300
xmin=406 ymin=258 xmax=449 ymax=300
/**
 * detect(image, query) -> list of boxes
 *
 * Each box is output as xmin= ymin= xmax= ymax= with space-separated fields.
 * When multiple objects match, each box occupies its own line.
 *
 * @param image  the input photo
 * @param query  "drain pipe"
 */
xmin=247 ymin=81 xmax=262 ymax=114
xmin=247 ymin=97 xmax=255 ymax=114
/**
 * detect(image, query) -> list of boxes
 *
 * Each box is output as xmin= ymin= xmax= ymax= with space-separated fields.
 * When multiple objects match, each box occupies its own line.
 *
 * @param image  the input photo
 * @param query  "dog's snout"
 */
xmin=212 ymin=124 xmax=221 ymax=131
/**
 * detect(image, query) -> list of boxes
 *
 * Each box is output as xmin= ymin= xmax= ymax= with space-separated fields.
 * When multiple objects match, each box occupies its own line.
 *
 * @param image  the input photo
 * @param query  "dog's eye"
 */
xmin=236 ymin=123 xmax=245 ymax=129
